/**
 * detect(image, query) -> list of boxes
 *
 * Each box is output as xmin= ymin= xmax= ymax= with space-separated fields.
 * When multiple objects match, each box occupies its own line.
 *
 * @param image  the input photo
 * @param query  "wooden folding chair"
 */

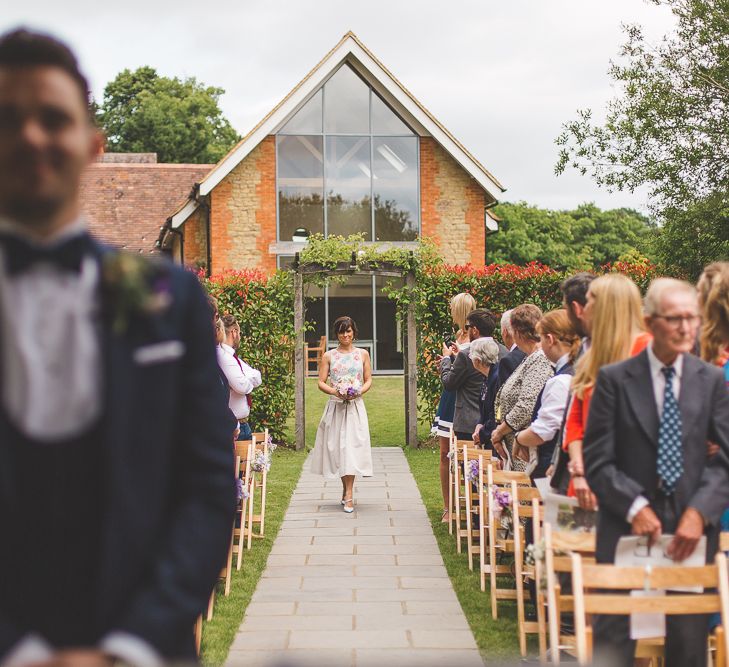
xmin=304 ymin=335 xmax=326 ymax=376
xmin=452 ymin=438 xmax=486 ymax=555
xmin=571 ymin=551 xmax=729 ymax=666
xmin=448 ymin=428 xmax=456 ymax=536
xmin=511 ymin=481 xmax=546 ymax=660
xmin=463 ymin=443 xmax=487 ymax=570
xmin=544 ymin=522 xmax=596 ymax=664
xmin=232 ymin=439 xmax=254 ymax=568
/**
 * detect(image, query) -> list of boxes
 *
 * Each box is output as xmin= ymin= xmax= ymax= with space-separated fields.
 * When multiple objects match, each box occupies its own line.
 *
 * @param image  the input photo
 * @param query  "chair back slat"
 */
xmin=579 ymin=562 xmax=720 ymax=590
xmin=583 ymin=593 xmax=721 ymax=615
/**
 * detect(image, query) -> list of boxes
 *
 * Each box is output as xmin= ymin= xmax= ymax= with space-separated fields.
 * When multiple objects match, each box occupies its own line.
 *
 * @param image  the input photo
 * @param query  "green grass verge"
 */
xmin=403 ymin=445 xmax=524 ymax=664
xmin=286 ymin=377 xmax=431 ymax=447
xmin=200 ymin=446 xmax=307 ymax=666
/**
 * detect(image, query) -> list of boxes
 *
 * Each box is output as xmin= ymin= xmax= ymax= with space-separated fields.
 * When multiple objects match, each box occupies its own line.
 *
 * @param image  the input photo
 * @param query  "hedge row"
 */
xmin=199 ymin=260 xmax=660 ymax=439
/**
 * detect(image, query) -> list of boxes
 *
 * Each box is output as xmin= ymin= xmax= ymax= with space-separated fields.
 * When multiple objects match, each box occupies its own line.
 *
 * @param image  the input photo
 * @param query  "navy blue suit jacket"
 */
xmin=0 ymin=240 xmax=236 ymax=659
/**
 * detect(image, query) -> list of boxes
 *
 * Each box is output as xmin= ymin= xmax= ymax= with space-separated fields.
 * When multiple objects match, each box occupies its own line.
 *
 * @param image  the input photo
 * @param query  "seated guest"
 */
xmin=440 ymin=309 xmax=502 ymax=442
xmin=512 ymin=309 xmax=580 ymax=480
xmin=219 ymin=315 xmax=262 ymax=440
xmin=491 ymin=304 xmax=553 ymax=472
xmin=563 ymin=274 xmax=651 ymax=508
xmin=583 ymin=278 xmax=729 ymax=667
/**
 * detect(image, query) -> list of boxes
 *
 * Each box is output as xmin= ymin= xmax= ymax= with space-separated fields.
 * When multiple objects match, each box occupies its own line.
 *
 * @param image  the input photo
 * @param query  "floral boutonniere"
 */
xmin=101 ymin=252 xmax=173 ymax=334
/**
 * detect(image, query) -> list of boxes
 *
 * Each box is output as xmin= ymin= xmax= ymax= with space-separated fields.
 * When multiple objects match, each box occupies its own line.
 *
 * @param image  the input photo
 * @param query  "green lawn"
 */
xmin=200 ymin=446 xmax=307 ymax=666
xmin=285 ymin=376 xmax=431 ymax=447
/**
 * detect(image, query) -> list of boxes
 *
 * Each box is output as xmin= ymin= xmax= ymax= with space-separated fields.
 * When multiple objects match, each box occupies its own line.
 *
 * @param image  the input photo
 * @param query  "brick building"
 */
xmin=157 ymin=32 xmax=505 ymax=372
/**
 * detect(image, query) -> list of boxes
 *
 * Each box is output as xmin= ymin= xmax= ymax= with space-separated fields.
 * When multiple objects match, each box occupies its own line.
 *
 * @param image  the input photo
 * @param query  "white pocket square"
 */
xmin=133 ymin=340 xmax=185 ymax=365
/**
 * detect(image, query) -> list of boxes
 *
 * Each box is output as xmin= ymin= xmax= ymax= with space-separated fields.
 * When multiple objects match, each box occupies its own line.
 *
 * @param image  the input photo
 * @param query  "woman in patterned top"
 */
xmin=310 ymin=316 xmax=373 ymax=513
xmin=491 ymin=304 xmax=554 ymax=473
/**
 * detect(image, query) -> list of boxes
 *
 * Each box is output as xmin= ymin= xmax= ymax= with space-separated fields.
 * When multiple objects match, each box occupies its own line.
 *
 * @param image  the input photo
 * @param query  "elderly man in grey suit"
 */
xmin=440 ymin=308 xmax=506 ymax=441
xmin=583 ymin=278 xmax=729 ymax=667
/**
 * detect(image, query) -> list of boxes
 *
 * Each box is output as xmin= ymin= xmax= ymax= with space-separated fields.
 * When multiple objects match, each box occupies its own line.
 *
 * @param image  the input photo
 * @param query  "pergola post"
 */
xmin=294 ymin=258 xmax=306 ymax=451
xmin=405 ymin=269 xmax=418 ymax=448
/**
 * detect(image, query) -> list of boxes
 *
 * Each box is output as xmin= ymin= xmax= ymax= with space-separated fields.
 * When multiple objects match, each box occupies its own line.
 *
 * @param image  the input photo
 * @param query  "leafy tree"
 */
xmin=97 ymin=66 xmax=240 ymax=163
xmin=555 ymin=0 xmax=729 ymax=211
xmin=488 ymin=201 xmax=653 ymax=269
xmin=646 ymin=193 xmax=729 ymax=279
xmin=554 ymin=0 xmax=729 ymax=272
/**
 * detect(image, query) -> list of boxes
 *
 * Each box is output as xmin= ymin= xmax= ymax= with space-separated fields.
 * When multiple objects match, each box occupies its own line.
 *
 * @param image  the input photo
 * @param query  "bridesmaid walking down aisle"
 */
xmin=310 ymin=316 xmax=373 ymax=513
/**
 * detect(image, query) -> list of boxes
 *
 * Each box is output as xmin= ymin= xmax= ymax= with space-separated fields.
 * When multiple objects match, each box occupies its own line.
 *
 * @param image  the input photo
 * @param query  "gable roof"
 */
xmin=170 ymin=31 xmax=505 ymax=229
xmin=81 ymin=161 xmax=212 ymax=253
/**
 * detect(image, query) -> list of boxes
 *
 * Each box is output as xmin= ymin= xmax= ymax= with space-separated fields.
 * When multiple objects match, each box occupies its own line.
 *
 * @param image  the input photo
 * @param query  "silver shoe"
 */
xmin=343 ymin=499 xmax=354 ymax=513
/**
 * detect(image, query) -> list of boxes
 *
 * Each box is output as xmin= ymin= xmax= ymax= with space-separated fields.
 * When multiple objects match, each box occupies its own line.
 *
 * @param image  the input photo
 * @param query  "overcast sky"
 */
xmin=4 ymin=1 xmax=676 ymax=213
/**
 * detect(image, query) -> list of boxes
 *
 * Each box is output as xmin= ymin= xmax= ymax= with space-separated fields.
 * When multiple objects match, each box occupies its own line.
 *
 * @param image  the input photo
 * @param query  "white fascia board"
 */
xmin=170 ymin=198 xmax=199 ymax=228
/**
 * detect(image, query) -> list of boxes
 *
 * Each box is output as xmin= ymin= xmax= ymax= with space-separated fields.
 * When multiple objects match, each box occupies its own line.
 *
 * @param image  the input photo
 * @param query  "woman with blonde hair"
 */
xmin=511 ymin=309 xmax=580 ymax=479
xmin=698 ymin=261 xmax=729 ymax=381
xmin=564 ymin=274 xmax=651 ymax=508
xmin=435 ymin=292 xmax=476 ymax=522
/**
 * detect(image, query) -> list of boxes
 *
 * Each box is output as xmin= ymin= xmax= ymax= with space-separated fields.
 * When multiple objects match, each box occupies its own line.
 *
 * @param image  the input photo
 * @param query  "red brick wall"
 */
xmin=419 ymin=137 xmax=486 ymax=266
xmin=182 ymin=207 xmax=207 ymax=269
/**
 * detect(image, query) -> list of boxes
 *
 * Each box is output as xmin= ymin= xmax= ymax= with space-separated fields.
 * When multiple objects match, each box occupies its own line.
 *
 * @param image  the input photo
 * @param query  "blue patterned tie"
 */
xmin=657 ymin=366 xmax=683 ymax=494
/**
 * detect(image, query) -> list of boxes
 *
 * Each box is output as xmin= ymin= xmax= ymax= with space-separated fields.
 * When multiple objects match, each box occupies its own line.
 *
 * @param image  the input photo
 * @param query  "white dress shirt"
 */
xmin=0 ymin=218 xmax=102 ymax=442
xmin=216 ymin=343 xmax=262 ymax=419
xmin=0 ymin=218 xmax=162 ymax=667
xmin=626 ymin=344 xmax=685 ymax=522
xmin=530 ymin=354 xmax=572 ymax=442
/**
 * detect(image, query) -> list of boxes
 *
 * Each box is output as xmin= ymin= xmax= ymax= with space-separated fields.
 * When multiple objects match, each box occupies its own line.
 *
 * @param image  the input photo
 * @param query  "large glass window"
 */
xmin=277 ymin=135 xmax=324 ymax=242
xmin=277 ymin=64 xmax=419 ymax=242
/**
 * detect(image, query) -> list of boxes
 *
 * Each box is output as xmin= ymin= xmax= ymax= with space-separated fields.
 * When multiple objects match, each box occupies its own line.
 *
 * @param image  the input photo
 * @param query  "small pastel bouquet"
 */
xmin=335 ymin=378 xmax=361 ymax=400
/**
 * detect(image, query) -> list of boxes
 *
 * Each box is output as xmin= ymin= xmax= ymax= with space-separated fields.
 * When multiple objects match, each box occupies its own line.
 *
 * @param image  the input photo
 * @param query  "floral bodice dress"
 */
xmin=310 ymin=348 xmax=373 ymax=478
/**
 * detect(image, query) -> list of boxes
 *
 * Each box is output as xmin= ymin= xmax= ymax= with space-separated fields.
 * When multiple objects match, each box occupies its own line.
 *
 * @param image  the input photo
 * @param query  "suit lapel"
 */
xmin=678 ymin=353 xmax=706 ymax=442
xmin=625 ymin=350 xmax=660 ymax=445
xmin=92 ymin=241 xmax=137 ymax=615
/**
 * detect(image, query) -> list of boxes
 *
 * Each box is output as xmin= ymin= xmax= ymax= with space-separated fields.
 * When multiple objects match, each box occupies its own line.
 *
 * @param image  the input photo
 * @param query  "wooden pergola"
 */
xmin=292 ymin=253 xmax=418 ymax=451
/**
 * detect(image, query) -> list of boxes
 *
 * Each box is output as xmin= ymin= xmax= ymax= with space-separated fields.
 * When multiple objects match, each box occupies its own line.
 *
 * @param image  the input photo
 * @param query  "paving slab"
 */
xmin=225 ymin=447 xmax=483 ymax=666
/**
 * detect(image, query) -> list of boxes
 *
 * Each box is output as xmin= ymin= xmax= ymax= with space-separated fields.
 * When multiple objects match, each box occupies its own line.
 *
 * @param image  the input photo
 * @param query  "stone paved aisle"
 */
xmin=226 ymin=447 xmax=484 ymax=667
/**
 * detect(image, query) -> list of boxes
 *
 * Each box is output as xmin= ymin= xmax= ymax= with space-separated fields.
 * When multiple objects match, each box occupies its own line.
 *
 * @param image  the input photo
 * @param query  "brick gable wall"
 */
xmin=208 ymin=137 xmax=276 ymax=274
xmin=420 ymin=138 xmax=485 ymax=266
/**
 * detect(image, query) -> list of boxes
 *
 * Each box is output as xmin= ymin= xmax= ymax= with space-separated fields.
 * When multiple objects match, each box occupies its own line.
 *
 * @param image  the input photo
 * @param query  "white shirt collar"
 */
xmin=221 ymin=342 xmax=235 ymax=354
xmin=509 ymin=343 xmax=518 ymax=351
xmin=646 ymin=342 xmax=684 ymax=379
xmin=0 ymin=216 xmax=87 ymax=246
xmin=555 ymin=353 xmax=570 ymax=372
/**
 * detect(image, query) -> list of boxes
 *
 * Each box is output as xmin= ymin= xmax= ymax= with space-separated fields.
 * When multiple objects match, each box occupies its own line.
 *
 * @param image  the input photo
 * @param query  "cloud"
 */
xmin=2 ymin=0 xmax=675 ymax=212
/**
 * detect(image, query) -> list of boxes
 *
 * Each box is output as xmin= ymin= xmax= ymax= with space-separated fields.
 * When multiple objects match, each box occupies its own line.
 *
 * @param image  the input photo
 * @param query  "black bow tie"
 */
xmin=0 ymin=232 xmax=93 ymax=276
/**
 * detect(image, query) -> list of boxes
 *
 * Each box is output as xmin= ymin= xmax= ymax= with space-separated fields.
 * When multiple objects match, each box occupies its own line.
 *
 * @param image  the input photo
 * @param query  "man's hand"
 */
xmin=631 ymin=506 xmax=662 ymax=546
xmin=667 ymin=507 xmax=705 ymax=562
xmin=707 ymin=440 xmax=720 ymax=458
xmin=572 ymin=476 xmax=597 ymax=511
xmin=472 ymin=427 xmax=480 ymax=445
